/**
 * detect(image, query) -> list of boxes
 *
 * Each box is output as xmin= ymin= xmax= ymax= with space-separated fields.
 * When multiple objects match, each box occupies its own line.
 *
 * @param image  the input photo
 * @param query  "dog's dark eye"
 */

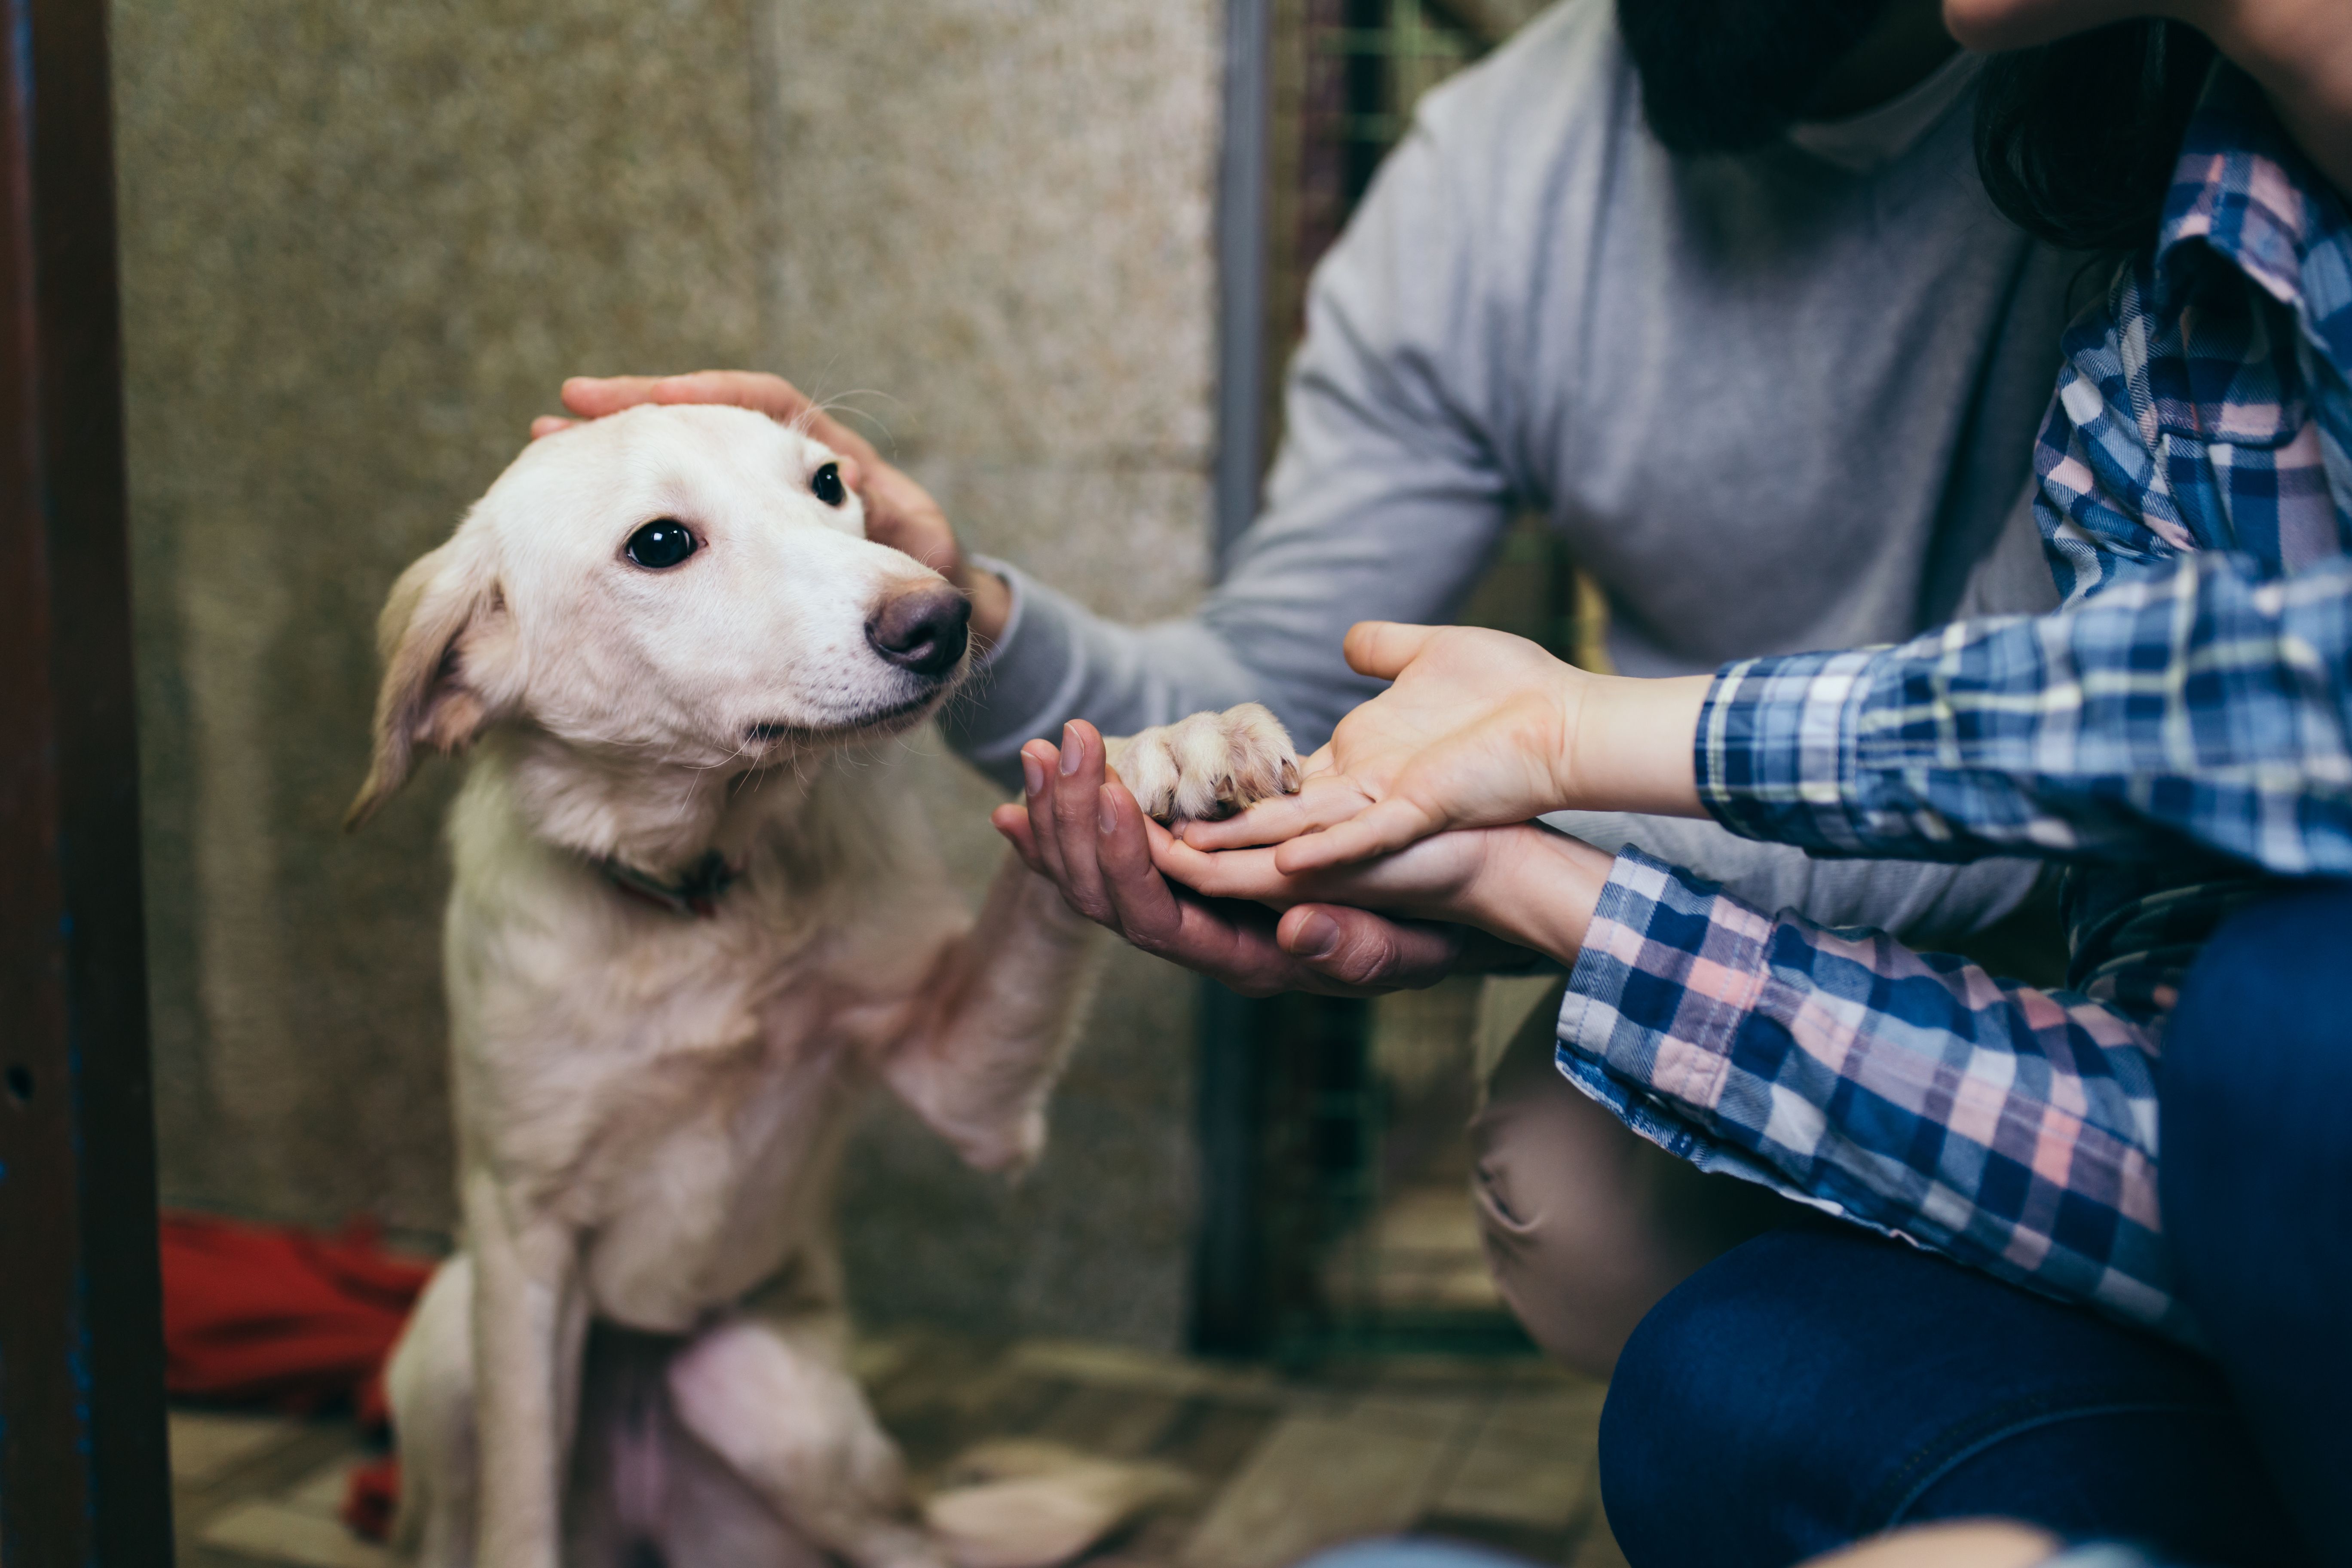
xmin=812 ymin=462 xmax=846 ymax=508
xmin=625 ymin=518 xmax=697 ymax=570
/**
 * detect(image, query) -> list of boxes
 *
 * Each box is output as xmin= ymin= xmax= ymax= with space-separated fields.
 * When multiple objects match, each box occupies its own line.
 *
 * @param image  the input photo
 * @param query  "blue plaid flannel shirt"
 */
xmin=1556 ymin=66 xmax=2352 ymax=1340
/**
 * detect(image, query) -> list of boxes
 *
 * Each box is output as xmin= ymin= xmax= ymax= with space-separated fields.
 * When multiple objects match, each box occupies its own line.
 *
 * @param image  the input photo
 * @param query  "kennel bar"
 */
xmin=0 ymin=0 xmax=178 ymax=1561
xmin=1197 ymin=0 xmax=1518 ymax=1356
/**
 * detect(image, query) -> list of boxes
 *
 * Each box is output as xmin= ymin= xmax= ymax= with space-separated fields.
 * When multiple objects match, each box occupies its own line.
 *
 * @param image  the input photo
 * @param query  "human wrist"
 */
xmin=1564 ymin=673 xmax=1709 ymax=817
xmin=1460 ymin=825 xmax=1613 ymax=966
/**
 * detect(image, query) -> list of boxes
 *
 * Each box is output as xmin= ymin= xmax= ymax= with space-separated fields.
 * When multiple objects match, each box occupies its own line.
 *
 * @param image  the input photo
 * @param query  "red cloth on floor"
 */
xmin=342 ymin=1454 xmax=404 ymax=1542
xmin=161 ymin=1211 xmax=432 ymax=1540
xmin=160 ymin=1210 xmax=433 ymax=1415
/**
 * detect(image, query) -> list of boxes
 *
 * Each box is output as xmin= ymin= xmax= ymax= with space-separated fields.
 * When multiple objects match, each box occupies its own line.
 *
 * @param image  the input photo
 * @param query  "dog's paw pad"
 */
xmin=1110 ymin=703 xmax=1300 ymax=824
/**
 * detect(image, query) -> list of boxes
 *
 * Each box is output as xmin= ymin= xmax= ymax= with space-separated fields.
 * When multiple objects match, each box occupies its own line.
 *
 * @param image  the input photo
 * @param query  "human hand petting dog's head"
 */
xmin=1185 ymin=622 xmax=1716 ymax=873
xmin=539 ymin=370 xmax=1013 ymax=647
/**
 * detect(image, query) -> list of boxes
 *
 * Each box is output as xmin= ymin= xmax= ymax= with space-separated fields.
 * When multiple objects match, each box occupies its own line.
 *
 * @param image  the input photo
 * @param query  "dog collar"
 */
xmin=596 ymin=850 xmax=741 ymax=919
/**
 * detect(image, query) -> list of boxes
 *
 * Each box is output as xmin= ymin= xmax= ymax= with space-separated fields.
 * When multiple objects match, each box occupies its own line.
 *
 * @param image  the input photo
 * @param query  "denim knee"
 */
xmin=1598 ymin=1229 xmax=1852 ymax=1567
xmin=2161 ymin=878 xmax=2352 ymax=1289
xmin=1594 ymin=1225 xmax=2293 ymax=1568
xmin=2159 ymin=878 xmax=2352 ymax=1562
xmin=2163 ymin=879 xmax=2352 ymax=1120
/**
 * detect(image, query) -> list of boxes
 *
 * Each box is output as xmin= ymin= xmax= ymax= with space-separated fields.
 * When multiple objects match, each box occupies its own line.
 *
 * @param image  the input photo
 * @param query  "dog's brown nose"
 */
xmin=866 ymin=583 xmax=970 ymax=677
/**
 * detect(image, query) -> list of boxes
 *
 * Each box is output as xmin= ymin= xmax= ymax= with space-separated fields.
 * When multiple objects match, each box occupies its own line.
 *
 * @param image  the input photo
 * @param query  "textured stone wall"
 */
xmin=760 ymin=0 xmax=1222 ymax=1347
xmin=118 ymin=0 xmax=1221 ymax=1347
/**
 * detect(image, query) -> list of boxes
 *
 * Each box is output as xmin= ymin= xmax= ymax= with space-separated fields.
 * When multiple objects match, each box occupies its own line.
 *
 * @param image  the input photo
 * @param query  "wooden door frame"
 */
xmin=0 ymin=0 xmax=176 ymax=1559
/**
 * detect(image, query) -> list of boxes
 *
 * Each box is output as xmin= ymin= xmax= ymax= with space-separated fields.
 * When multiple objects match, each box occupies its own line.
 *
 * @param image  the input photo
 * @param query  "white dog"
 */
xmin=349 ymin=404 xmax=1296 ymax=1568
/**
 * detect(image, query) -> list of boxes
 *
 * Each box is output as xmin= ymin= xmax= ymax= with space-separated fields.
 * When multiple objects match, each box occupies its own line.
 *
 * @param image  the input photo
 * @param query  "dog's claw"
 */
xmin=1108 ymin=703 xmax=1300 ymax=825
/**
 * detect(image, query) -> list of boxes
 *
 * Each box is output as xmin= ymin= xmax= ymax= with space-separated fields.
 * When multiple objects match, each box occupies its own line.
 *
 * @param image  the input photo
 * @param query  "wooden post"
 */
xmin=0 ymin=0 xmax=176 ymax=1561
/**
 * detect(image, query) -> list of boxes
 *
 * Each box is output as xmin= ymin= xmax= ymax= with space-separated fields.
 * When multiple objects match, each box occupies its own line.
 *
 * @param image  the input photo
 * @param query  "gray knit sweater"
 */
xmin=941 ymin=0 xmax=2084 ymax=944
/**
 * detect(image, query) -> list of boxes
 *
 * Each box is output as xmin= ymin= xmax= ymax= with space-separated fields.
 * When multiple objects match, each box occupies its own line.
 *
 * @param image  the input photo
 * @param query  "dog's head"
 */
xmin=346 ymin=403 xmax=969 ymax=827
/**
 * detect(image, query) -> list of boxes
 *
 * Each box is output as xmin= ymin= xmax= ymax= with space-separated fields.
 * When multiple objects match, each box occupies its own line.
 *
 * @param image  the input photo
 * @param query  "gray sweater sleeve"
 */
xmin=936 ymin=115 xmax=1517 ymax=789
xmin=934 ymin=52 xmax=2047 ymax=946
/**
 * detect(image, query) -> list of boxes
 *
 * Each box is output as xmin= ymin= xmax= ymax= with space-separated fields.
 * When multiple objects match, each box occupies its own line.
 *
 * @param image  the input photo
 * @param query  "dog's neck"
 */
xmin=486 ymin=727 xmax=816 ymax=879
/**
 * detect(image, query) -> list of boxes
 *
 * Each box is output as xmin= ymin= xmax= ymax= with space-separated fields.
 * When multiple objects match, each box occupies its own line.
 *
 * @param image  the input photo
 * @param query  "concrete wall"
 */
xmin=118 ymin=0 xmax=1221 ymax=1347
xmin=759 ymin=0 xmax=1222 ymax=1346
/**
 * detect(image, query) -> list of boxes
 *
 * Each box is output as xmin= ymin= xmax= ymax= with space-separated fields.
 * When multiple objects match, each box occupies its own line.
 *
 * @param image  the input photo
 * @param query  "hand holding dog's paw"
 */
xmin=1106 ymin=703 xmax=1300 ymax=824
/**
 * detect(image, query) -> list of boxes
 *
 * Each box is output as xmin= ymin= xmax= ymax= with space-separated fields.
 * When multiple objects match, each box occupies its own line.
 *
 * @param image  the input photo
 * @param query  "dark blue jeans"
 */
xmin=1598 ymin=881 xmax=2352 ymax=1568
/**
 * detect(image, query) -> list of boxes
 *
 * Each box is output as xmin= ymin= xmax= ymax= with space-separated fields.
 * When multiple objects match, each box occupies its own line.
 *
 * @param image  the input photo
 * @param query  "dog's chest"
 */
xmin=450 ymin=759 xmax=961 ymax=1329
xmin=571 ymin=1012 xmax=865 ymax=1331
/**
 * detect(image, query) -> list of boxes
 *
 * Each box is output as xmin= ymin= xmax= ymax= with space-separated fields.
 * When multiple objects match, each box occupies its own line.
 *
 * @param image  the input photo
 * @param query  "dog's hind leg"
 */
xmin=387 ymin=1256 xmax=481 ymax=1568
xmin=652 ymin=1418 xmax=828 ymax=1568
xmin=665 ymin=1307 xmax=943 ymax=1568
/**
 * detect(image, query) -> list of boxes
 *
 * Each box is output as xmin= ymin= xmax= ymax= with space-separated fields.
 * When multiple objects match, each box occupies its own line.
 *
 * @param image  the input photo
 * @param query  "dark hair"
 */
xmin=1974 ymin=19 xmax=2218 ymax=254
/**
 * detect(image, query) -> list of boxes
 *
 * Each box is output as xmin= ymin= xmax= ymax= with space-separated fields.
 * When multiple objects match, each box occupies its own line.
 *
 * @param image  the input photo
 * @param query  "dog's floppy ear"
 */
xmin=346 ymin=537 xmax=508 ymax=830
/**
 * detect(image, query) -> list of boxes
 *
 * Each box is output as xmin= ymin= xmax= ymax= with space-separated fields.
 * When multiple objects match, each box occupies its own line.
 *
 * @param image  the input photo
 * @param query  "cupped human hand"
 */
xmin=989 ymin=719 xmax=1500 ymax=997
xmin=1154 ymin=815 xmax=1616 ymax=971
xmin=1183 ymin=623 xmax=1590 ymax=873
xmin=536 ymin=370 xmax=1011 ymax=644
xmin=1186 ymin=622 xmax=1714 ymax=875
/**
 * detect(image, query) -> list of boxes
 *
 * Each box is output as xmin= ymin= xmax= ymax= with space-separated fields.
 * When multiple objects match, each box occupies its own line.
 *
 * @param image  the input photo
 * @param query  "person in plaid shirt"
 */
xmin=1072 ymin=6 xmax=2348 ymax=1563
xmin=1172 ymin=62 xmax=2351 ymax=1323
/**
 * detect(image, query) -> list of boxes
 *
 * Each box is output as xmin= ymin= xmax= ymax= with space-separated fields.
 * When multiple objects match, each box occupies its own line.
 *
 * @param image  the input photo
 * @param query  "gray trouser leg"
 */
xmin=1469 ymin=980 xmax=1789 ymax=1377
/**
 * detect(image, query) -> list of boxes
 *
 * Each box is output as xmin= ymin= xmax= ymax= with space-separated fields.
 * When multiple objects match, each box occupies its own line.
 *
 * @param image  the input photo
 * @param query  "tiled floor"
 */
xmin=170 ymin=1334 xmax=1623 ymax=1568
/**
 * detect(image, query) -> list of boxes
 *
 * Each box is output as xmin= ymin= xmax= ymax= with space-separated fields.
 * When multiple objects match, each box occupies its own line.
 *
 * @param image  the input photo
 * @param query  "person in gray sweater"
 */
xmin=558 ymin=0 xmax=2081 ymax=1371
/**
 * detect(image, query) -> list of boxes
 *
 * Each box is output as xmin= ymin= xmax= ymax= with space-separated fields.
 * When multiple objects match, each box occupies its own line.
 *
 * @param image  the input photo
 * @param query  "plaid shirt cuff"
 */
xmin=1555 ymin=845 xmax=2187 ymax=1337
xmin=1696 ymin=650 xmax=1883 ymax=853
xmin=1558 ymin=848 xmax=1770 ymax=1105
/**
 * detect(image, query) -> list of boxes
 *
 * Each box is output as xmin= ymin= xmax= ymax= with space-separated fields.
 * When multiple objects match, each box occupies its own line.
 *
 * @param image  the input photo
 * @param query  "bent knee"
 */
xmin=2168 ymin=881 xmax=2352 ymax=1096
xmin=1472 ymin=1051 xmax=1784 ymax=1378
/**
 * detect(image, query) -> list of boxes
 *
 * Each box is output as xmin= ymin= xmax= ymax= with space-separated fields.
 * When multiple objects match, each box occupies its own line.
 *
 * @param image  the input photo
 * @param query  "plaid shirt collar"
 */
xmin=2157 ymin=64 xmax=2352 ymax=380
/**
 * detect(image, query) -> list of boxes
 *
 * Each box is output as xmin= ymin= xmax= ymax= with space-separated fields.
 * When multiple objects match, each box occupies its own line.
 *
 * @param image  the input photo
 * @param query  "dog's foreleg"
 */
xmin=879 ymin=851 xmax=1103 ymax=1173
xmin=387 ymin=1256 xmax=480 ymax=1567
xmin=462 ymin=1171 xmax=590 ymax=1568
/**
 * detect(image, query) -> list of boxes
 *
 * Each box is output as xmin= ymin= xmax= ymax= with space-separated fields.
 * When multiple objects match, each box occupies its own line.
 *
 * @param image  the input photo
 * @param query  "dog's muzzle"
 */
xmin=865 ymin=583 xmax=970 ymax=679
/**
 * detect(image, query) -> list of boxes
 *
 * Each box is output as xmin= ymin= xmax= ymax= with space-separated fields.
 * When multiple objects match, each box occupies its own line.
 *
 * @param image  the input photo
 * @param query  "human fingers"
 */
xmin=1271 ymin=795 xmax=1444 ymax=874
xmin=1152 ymin=836 xmax=1299 ymax=904
xmin=530 ymin=415 xmax=577 ymax=440
xmin=858 ymin=465 xmax=962 ymax=577
xmin=1093 ymin=782 xmax=1191 ymax=948
xmin=1045 ymin=722 xmax=1115 ymax=921
xmin=648 ymin=371 xmax=883 ymax=466
xmin=1018 ymin=741 xmax=1074 ymax=892
xmin=1178 ymin=775 xmax=1373 ymax=850
xmin=1341 ymin=621 xmax=1445 ymax=681
xmin=1091 ymin=784 xmax=1335 ymax=992
xmin=1277 ymin=904 xmax=1462 ymax=992
xmin=990 ymin=802 xmax=1044 ymax=874
xmin=1161 ymin=818 xmax=1490 ymax=926
xmin=564 ymin=370 xmax=800 ymax=418
xmin=560 ymin=374 xmax=674 ymax=416
xmin=561 ymin=371 xmax=883 ymax=468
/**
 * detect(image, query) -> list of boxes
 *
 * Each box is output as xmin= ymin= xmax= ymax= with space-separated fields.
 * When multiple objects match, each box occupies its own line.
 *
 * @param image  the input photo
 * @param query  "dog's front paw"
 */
xmin=1107 ymin=703 xmax=1300 ymax=824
